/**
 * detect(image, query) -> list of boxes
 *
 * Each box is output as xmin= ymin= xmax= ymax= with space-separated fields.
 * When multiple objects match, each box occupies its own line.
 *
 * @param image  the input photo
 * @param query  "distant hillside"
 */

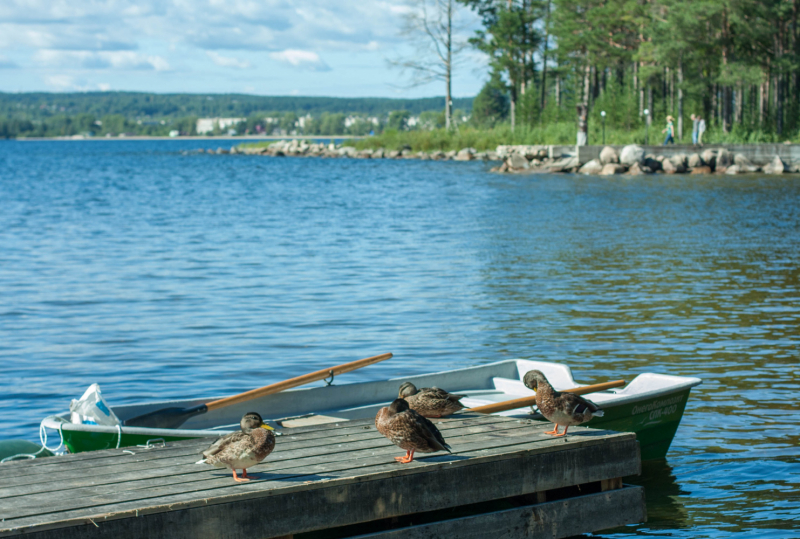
xmin=0 ymin=92 xmax=474 ymax=120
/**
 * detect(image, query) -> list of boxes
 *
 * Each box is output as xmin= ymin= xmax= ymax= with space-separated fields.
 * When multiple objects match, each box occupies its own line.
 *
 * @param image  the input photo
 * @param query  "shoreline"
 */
xmin=226 ymin=139 xmax=800 ymax=175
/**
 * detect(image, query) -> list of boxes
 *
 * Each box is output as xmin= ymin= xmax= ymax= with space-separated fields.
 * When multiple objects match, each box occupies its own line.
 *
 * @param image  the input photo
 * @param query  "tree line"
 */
xmin=462 ymin=0 xmax=800 ymax=141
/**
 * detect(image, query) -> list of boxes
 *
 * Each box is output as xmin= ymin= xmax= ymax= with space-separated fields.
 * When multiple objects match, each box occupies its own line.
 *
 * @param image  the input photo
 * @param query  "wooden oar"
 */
xmin=123 ymin=352 xmax=393 ymax=428
xmin=466 ymin=379 xmax=626 ymax=415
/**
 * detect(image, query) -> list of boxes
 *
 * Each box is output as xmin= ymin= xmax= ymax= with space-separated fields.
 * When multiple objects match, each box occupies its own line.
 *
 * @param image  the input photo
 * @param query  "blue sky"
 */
xmin=0 ymin=0 xmax=485 ymax=98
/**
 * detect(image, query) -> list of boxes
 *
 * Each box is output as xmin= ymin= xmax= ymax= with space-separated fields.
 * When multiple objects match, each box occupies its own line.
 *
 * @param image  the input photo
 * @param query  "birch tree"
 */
xmin=390 ymin=0 xmax=469 ymax=129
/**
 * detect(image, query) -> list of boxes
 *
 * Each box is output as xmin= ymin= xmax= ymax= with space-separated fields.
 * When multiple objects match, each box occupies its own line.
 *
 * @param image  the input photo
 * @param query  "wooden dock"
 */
xmin=0 ymin=414 xmax=645 ymax=539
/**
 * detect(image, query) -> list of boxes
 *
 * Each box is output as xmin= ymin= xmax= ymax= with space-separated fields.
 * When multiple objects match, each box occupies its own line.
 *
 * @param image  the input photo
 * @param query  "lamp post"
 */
xmin=643 ymin=108 xmax=650 ymax=146
xmin=600 ymin=111 xmax=606 ymax=145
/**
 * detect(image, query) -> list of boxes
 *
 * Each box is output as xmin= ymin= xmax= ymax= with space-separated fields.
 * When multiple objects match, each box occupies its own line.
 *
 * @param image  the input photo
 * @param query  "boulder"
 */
xmin=372 ymin=148 xmax=385 ymax=159
xmin=599 ymin=163 xmax=627 ymax=175
xmin=764 ymin=155 xmax=786 ymax=174
xmin=578 ymin=159 xmax=604 ymax=175
xmin=486 ymin=151 xmax=501 ymax=161
xmin=619 ymin=145 xmax=645 ymax=166
xmin=418 ymin=152 xmax=431 ymax=160
xmin=716 ymin=148 xmax=733 ymax=169
xmin=599 ymin=146 xmax=619 ymax=165
xmin=701 ymin=149 xmax=717 ymax=169
xmin=661 ymin=158 xmax=677 ymax=174
xmin=725 ymin=165 xmax=740 ymax=175
xmin=387 ymin=150 xmax=401 ymax=158
xmin=733 ymin=153 xmax=758 ymax=172
xmin=644 ymin=157 xmax=662 ymax=172
xmin=547 ymin=156 xmax=580 ymax=172
xmin=455 ymin=148 xmax=474 ymax=161
xmin=444 ymin=150 xmax=457 ymax=159
xmin=627 ymin=162 xmax=652 ymax=175
xmin=688 ymin=153 xmax=703 ymax=168
xmin=668 ymin=154 xmax=687 ymax=173
xmin=690 ymin=166 xmax=712 ymax=174
xmin=508 ymin=153 xmax=530 ymax=170
xmin=430 ymin=150 xmax=445 ymax=160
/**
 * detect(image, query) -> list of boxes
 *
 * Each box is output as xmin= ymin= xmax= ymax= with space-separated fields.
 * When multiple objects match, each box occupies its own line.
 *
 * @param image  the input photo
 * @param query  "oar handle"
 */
xmin=205 ymin=352 xmax=393 ymax=411
xmin=466 ymin=379 xmax=626 ymax=414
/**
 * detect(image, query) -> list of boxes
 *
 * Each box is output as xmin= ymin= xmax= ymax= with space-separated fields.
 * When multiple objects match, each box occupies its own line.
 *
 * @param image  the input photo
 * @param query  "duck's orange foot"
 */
xmin=232 ymin=470 xmax=251 ymax=482
xmin=394 ymin=450 xmax=415 ymax=463
xmin=544 ymin=425 xmax=561 ymax=436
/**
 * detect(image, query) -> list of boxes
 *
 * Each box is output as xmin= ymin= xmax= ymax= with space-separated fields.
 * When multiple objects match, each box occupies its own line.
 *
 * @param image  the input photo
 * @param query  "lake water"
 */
xmin=1 ymin=140 xmax=798 ymax=537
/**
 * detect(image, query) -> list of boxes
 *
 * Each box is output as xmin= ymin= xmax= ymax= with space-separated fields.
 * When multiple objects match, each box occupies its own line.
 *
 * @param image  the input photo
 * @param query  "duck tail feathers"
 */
xmin=195 ymin=458 xmax=207 ymax=465
xmin=593 ymin=409 xmax=604 ymax=418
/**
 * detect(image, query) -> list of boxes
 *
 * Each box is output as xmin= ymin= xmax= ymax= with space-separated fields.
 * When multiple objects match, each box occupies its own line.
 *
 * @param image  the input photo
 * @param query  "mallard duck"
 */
xmin=375 ymin=398 xmax=451 ymax=463
xmin=523 ymin=370 xmax=604 ymax=436
xmin=196 ymin=412 xmax=275 ymax=482
xmin=398 ymin=382 xmax=466 ymax=418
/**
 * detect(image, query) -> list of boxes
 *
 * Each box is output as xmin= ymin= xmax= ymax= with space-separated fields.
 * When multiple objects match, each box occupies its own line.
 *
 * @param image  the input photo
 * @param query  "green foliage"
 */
xmin=0 ymin=92 xmax=473 ymax=122
xmin=471 ymin=73 xmax=509 ymax=127
xmin=387 ymin=110 xmax=411 ymax=131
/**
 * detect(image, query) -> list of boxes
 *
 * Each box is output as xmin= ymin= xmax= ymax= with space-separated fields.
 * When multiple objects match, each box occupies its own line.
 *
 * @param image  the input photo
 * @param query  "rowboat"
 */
xmin=40 ymin=359 xmax=701 ymax=460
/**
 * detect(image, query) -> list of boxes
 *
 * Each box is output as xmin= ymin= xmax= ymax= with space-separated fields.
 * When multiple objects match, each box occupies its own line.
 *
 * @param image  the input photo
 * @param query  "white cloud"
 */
xmin=34 ymin=50 xmax=170 ymax=71
xmin=206 ymin=51 xmax=251 ymax=69
xmin=269 ymin=49 xmax=330 ymax=71
xmin=42 ymin=75 xmax=117 ymax=92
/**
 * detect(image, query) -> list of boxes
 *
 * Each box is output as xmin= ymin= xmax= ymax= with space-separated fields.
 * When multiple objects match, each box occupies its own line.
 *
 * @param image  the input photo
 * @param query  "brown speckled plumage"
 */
xmin=523 ymin=370 xmax=604 ymax=436
xmin=399 ymin=382 xmax=465 ymax=418
xmin=375 ymin=398 xmax=451 ymax=463
xmin=198 ymin=412 xmax=276 ymax=481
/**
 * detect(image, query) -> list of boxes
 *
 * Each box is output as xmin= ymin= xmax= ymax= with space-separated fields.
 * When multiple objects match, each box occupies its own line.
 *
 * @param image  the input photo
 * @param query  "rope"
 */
xmin=115 ymin=424 xmax=123 ymax=449
xmin=0 ymin=420 xmax=65 ymax=463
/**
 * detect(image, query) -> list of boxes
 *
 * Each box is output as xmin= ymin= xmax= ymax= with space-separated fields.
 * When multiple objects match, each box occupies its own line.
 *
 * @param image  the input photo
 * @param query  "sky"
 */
xmin=0 ymin=0 xmax=486 ymax=98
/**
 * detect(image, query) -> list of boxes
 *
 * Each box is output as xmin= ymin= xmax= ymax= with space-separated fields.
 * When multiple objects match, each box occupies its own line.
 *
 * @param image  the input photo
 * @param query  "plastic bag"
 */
xmin=69 ymin=383 xmax=120 ymax=426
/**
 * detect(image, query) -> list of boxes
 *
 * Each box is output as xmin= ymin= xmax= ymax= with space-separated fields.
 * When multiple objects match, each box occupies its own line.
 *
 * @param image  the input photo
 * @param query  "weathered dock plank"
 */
xmin=0 ymin=415 xmax=643 ymax=539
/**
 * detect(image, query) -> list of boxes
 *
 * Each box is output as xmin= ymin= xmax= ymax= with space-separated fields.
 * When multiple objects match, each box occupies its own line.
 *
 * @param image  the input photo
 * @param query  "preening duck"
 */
xmin=375 ymin=398 xmax=451 ymax=463
xmin=196 ymin=411 xmax=275 ymax=482
xmin=523 ymin=370 xmax=604 ymax=436
xmin=398 ymin=382 xmax=466 ymax=418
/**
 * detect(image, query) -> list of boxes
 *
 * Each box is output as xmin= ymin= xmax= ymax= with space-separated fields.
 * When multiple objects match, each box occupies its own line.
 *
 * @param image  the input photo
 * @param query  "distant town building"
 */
xmin=196 ymin=118 xmax=245 ymax=135
xmin=169 ymin=130 xmax=180 ymax=137
xmin=297 ymin=114 xmax=312 ymax=129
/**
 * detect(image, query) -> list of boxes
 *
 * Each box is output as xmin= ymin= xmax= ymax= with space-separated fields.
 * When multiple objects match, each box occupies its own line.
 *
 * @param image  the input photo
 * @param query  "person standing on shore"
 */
xmin=697 ymin=116 xmax=706 ymax=145
xmin=691 ymin=114 xmax=699 ymax=145
xmin=662 ymin=115 xmax=675 ymax=145
xmin=576 ymin=105 xmax=588 ymax=146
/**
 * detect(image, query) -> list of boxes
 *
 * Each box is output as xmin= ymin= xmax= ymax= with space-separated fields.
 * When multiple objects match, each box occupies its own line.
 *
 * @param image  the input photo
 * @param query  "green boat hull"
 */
xmin=62 ymin=431 xmax=196 ymax=455
xmin=582 ymin=387 xmax=692 ymax=460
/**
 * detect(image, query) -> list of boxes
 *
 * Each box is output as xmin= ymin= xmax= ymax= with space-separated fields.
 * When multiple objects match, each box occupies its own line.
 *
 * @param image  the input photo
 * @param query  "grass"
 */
xmin=236 ymin=122 xmax=800 ymax=153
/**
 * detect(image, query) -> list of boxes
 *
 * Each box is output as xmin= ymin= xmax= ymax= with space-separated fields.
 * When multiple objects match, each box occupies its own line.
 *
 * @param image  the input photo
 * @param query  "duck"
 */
xmin=196 ymin=411 xmax=276 ymax=482
xmin=375 ymin=398 xmax=451 ymax=463
xmin=523 ymin=370 xmax=604 ymax=436
xmin=398 ymin=382 xmax=466 ymax=418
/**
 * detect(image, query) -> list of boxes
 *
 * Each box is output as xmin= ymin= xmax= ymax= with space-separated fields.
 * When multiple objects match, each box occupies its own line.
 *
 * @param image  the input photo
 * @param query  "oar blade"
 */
xmin=123 ymin=404 xmax=208 ymax=429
